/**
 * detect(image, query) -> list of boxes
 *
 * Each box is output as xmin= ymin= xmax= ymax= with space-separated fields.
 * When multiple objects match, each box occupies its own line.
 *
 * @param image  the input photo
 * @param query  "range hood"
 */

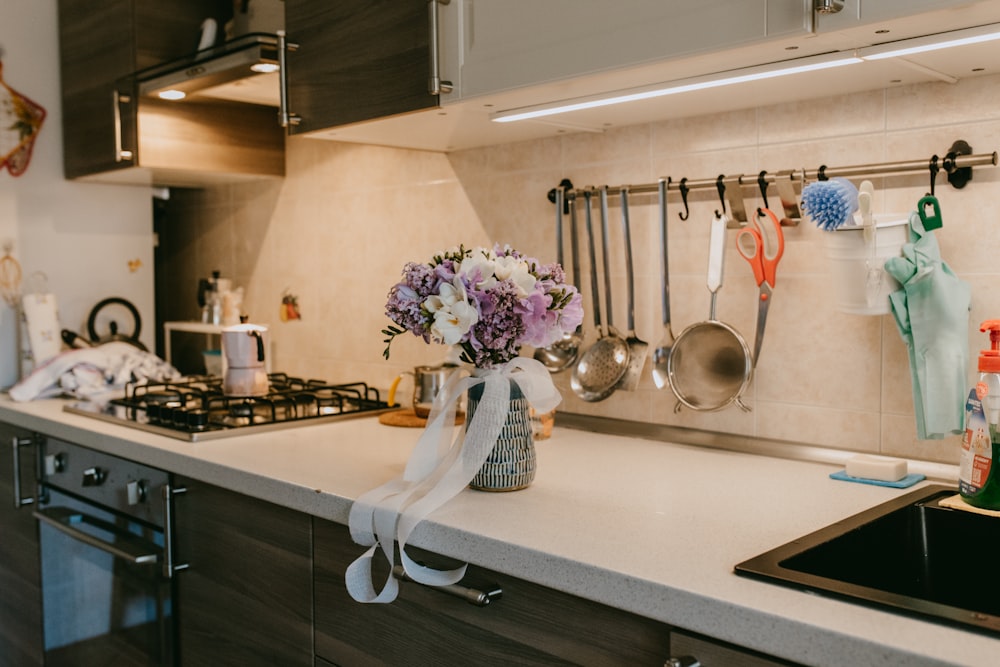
xmin=135 ymin=33 xmax=279 ymax=104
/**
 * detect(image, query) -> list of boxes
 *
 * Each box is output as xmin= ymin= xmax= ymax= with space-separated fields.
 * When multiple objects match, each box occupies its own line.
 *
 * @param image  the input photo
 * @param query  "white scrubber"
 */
xmin=844 ymin=454 xmax=908 ymax=482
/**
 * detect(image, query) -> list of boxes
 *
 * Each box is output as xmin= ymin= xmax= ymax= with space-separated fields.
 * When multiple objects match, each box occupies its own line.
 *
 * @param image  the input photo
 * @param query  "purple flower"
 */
xmin=382 ymin=244 xmax=583 ymax=367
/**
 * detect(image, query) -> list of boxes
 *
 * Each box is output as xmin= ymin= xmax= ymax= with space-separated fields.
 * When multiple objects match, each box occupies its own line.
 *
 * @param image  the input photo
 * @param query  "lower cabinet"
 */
xmin=171 ymin=476 xmax=313 ymax=666
xmin=0 ymin=422 xmax=42 ymax=667
xmin=671 ymin=630 xmax=798 ymax=667
xmin=313 ymin=519 xmax=673 ymax=666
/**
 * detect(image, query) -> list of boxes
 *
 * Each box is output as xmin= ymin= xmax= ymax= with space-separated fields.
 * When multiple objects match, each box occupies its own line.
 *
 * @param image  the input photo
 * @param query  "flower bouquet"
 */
xmin=382 ymin=244 xmax=583 ymax=368
xmin=344 ymin=244 xmax=582 ymax=604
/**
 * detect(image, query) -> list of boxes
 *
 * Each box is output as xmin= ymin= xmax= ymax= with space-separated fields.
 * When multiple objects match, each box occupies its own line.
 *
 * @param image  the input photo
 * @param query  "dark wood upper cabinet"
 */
xmin=284 ymin=0 xmax=442 ymax=134
xmin=57 ymin=0 xmax=284 ymax=185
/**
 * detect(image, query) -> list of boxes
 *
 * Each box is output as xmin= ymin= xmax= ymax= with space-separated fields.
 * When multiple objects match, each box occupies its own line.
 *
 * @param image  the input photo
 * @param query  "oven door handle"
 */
xmin=34 ymin=506 xmax=160 ymax=565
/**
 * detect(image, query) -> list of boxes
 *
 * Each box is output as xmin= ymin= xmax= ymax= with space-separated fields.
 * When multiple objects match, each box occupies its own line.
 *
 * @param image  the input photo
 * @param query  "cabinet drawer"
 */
xmin=314 ymin=519 xmax=670 ymax=666
xmin=671 ymin=630 xmax=799 ymax=667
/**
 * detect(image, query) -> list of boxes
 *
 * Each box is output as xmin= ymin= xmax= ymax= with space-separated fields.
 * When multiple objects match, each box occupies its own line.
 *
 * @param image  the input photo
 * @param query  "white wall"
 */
xmin=0 ymin=2 xmax=155 ymax=388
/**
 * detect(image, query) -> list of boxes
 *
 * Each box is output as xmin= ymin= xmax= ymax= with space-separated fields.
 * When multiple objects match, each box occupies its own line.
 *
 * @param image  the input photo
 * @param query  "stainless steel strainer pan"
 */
xmin=667 ymin=213 xmax=752 ymax=412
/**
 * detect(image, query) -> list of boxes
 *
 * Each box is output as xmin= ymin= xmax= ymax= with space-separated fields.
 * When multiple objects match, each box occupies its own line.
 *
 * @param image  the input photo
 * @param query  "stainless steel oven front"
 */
xmin=33 ymin=438 xmax=180 ymax=666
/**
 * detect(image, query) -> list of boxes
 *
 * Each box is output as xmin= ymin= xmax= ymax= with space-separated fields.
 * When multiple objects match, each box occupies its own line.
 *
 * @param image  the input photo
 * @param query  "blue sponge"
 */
xmin=802 ymin=177 xmax=859 ymax=231
xmin=829 ymin=470 xmax=926 ymax=488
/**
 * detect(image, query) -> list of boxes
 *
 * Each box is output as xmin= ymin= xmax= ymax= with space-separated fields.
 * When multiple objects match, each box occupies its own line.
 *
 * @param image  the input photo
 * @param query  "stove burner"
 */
xmin=66 ymin=374 xmax=393 ymax=441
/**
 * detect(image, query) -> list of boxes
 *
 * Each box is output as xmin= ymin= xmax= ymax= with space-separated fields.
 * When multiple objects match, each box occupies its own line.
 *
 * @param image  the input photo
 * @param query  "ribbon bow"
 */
xmin=345 ymin=357 xmax=561 ymax=603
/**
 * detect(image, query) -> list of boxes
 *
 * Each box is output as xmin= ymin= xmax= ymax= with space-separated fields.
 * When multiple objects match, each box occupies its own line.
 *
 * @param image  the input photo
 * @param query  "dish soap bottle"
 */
xmin=959 ymin=320 xmax=1000 ymax=509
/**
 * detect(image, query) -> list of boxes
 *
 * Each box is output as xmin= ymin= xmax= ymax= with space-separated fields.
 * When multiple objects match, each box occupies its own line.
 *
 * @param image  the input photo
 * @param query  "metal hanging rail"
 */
xmin=562 ymin=151 xmax=995 ymax=198
xmin=551 ymin=141 xmax=998 ymax=205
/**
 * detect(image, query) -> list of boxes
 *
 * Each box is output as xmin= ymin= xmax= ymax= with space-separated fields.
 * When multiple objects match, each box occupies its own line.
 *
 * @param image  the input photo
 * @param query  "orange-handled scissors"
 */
xmin=736 ymin=207 xmax=784 ymax=367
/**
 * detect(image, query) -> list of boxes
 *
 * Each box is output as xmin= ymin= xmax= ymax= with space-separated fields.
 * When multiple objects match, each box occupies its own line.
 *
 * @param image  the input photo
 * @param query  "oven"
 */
xmin=63 ymin=373 xmax=393 ymax=441
xmin=33 ymin=437 xmax=180 ymax=666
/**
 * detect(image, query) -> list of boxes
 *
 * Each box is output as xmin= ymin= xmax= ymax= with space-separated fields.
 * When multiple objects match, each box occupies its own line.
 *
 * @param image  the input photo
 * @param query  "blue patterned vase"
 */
xmin=467 ymin=378 xmax=535 ymax=492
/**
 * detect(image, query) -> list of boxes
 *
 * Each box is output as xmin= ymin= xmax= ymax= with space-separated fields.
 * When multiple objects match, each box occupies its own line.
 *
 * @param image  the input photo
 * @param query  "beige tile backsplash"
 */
xmin=164 ymin=73 xmax=1000 ymax=466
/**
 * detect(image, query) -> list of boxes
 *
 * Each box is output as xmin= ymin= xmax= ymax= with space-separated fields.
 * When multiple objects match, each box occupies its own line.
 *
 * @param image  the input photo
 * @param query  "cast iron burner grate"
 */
xmin=63 ymin=373 xmax=393 ymax=441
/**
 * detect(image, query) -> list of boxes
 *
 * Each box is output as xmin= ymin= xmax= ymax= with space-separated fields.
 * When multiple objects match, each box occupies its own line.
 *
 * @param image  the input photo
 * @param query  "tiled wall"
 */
xmin=159 ymin=73 xmax=1000 ymax=465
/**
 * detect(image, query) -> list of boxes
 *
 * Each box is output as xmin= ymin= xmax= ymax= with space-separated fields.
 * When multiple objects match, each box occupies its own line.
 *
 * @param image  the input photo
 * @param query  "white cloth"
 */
xmin=8 ymin=341 xmax=180 ymax=402
xmin=345 ymin=357 xmax=561 ymax=604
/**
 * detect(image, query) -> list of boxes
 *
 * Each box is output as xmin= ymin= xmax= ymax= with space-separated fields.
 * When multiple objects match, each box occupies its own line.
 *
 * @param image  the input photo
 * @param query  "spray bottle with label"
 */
xmin=959 ymin=320 xmax=1000 ymax=509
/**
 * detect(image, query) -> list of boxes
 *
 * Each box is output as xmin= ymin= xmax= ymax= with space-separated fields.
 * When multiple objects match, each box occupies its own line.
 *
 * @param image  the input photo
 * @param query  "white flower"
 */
xmin=430 ymin=299 xmax=479 ymax=344
xmin=493 ymin=255 xmax=536 ymax=296
xmin=456 ymin=249 xmax=496 ymax=291
xmin=427 ymin=278 xmax=479 ymax=344
xmin=425 ymin=280 xmax=463 ymax=313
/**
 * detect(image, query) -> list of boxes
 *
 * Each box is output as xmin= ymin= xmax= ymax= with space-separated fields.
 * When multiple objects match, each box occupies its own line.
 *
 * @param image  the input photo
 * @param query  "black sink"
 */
xmin=735 ymin=484 xmax=1000 ymax=636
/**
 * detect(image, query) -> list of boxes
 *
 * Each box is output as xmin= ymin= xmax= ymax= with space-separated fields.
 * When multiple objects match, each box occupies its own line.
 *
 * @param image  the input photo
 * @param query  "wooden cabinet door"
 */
xmin=285 ymin=0 xmax=440 ymax=134
xmin=172 ymin=477 xmax=312 ymax=667
xmin=58 ymin=0 xmax=137 ymax=179
xmin=314 ymin=519 xmax=672 ymax=666
xmin=57 ymin=0 xmax=226 ymax=179
xmin=0 ymin=424 xmax=42 ymax=667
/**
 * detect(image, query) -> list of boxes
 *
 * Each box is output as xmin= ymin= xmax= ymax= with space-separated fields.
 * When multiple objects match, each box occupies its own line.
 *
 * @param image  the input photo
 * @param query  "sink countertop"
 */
xmin=1 ymin=394 xmax=993 ymax=667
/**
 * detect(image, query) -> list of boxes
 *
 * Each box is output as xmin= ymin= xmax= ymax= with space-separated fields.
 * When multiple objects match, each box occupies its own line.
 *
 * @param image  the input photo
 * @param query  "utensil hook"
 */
xmin=677 ymin=177 xmax=690 ymax=221
xmin=757 ymin=170 xmax=769 ymax=211
xmin=715 ymin=174 xmax=727 ymax=217
xmin=927 ymin=155 xmax=939 ymax=196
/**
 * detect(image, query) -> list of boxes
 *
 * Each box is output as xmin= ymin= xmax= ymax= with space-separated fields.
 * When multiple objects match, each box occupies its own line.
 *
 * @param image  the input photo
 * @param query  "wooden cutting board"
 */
xmin=378 ymin=408 xmax=465 ymax=428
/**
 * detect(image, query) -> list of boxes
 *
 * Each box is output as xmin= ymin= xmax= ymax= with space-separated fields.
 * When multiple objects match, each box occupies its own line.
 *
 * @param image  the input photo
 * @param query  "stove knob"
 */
xmin=188 ymin=409 xmax=209 ymax=430
xmin=82 ymin=467 xmax=107 ymax=486
xmin=45 ymin=452 xmax=67 ymax=476
xmin=127 ymin=479 xmax=148 ymax=505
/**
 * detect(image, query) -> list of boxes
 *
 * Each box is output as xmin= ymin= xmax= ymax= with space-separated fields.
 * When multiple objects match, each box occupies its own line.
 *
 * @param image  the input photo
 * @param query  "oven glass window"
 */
xmin=39 ymin=491 xmax=173 ymax=666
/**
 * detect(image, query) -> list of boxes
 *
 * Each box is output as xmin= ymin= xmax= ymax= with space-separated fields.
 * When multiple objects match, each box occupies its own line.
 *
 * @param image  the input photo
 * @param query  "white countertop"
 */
xmin=1 ymin=395 xmax=994 ymax=667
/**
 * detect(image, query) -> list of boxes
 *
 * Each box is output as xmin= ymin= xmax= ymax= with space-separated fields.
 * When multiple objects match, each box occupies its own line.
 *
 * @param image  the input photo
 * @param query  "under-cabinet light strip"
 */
xmin=491 ymin=22 xmax=1000 ymax=124
xmin=491 ymin=52 xmax=862 ymax=123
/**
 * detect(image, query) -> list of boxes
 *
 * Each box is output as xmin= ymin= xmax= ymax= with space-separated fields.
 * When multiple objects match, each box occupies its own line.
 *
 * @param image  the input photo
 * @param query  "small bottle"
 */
xmin=959 ymin=320 xmax=1000 ymax=509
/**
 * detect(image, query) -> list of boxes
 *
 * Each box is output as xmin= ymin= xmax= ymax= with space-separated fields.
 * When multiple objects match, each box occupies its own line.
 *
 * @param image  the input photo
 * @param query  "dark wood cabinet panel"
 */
xmin=172 ymin=477 xmax=313 ymax=667
xmin=57 ymin=0 xmax=284 ymax=182
xmin=314 ymin=519 xmax=672 ymax=666
xmin=285 ymin=0 xmax=439 ymax=134
xmin=671 ymin=630 xmax=797 ymax=667
xmin=0 ymin=423 xmax=42 ymax=667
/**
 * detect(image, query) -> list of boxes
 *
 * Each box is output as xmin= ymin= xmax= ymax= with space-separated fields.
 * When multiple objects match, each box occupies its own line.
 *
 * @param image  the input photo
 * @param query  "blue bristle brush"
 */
xmin=801 ymin=177 xmax=859 ymax=231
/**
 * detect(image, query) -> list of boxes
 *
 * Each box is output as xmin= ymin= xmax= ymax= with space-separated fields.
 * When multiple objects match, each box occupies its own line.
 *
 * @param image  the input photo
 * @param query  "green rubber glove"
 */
xmin=884 ymin=211 xmax=971 ymax=440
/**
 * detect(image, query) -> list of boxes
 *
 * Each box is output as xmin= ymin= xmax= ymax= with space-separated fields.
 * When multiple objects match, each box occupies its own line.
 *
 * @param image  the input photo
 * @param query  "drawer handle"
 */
xmin=392 ymin=564 xmax=501 ymax=607
xmin=11 ymin=436 xmax=34 ymax=509
xmin=665 ymin=657 xmax=701 ymax=667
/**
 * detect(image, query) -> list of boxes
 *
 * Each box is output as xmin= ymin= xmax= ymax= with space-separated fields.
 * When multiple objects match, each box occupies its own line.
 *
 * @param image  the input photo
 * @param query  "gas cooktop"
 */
xmin=63 ymin=373 xmax=393 ymax=441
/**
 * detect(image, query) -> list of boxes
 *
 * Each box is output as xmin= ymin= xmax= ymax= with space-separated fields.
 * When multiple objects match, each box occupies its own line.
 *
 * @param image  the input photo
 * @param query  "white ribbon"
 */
xmin=345 ymin=356 xmax=561 ymax=603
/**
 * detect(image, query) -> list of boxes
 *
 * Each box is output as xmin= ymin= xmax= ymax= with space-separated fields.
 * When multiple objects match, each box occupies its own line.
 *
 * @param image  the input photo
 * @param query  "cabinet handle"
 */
xmin=112 ymin=89 xmax=134 ymax=162
xmin=277 ymin=30 xmax=301 ymax=128
xmin=428 ymin=0 xmax=453 ymax=95
xmin=162 ymin=483 xmax=189 ymax=578
xmin=665 ymin=657 xmax=701 ymax=667
xmin=11 ymin=436 xmax=35 ymax=509
xmin=392 ymin=564 xmax=501 ymax=607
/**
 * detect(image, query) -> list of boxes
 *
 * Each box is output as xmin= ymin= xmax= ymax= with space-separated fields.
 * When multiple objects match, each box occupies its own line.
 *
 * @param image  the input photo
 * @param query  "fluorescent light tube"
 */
xmin=861 ymin=22 xmax=1000 ymax=61
xmin=492 ymin=53 xmax=862 ymax=123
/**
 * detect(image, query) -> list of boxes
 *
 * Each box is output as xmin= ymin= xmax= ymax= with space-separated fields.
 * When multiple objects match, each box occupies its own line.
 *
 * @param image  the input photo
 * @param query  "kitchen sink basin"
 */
xmin=735 ymin=484 xmax=1000 ymax=636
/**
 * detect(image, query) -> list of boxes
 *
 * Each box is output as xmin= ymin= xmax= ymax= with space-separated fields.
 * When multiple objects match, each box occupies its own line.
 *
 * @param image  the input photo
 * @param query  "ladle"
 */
xmin=571 ymin=189 xmax=630 ymax=402
xmin=535 ymin=188 xmax=583 ymax=372
xmin=617 ymin=186 xmax=648 ymax=391
xmin=651 ymin=178 xmax=675 ymax=390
